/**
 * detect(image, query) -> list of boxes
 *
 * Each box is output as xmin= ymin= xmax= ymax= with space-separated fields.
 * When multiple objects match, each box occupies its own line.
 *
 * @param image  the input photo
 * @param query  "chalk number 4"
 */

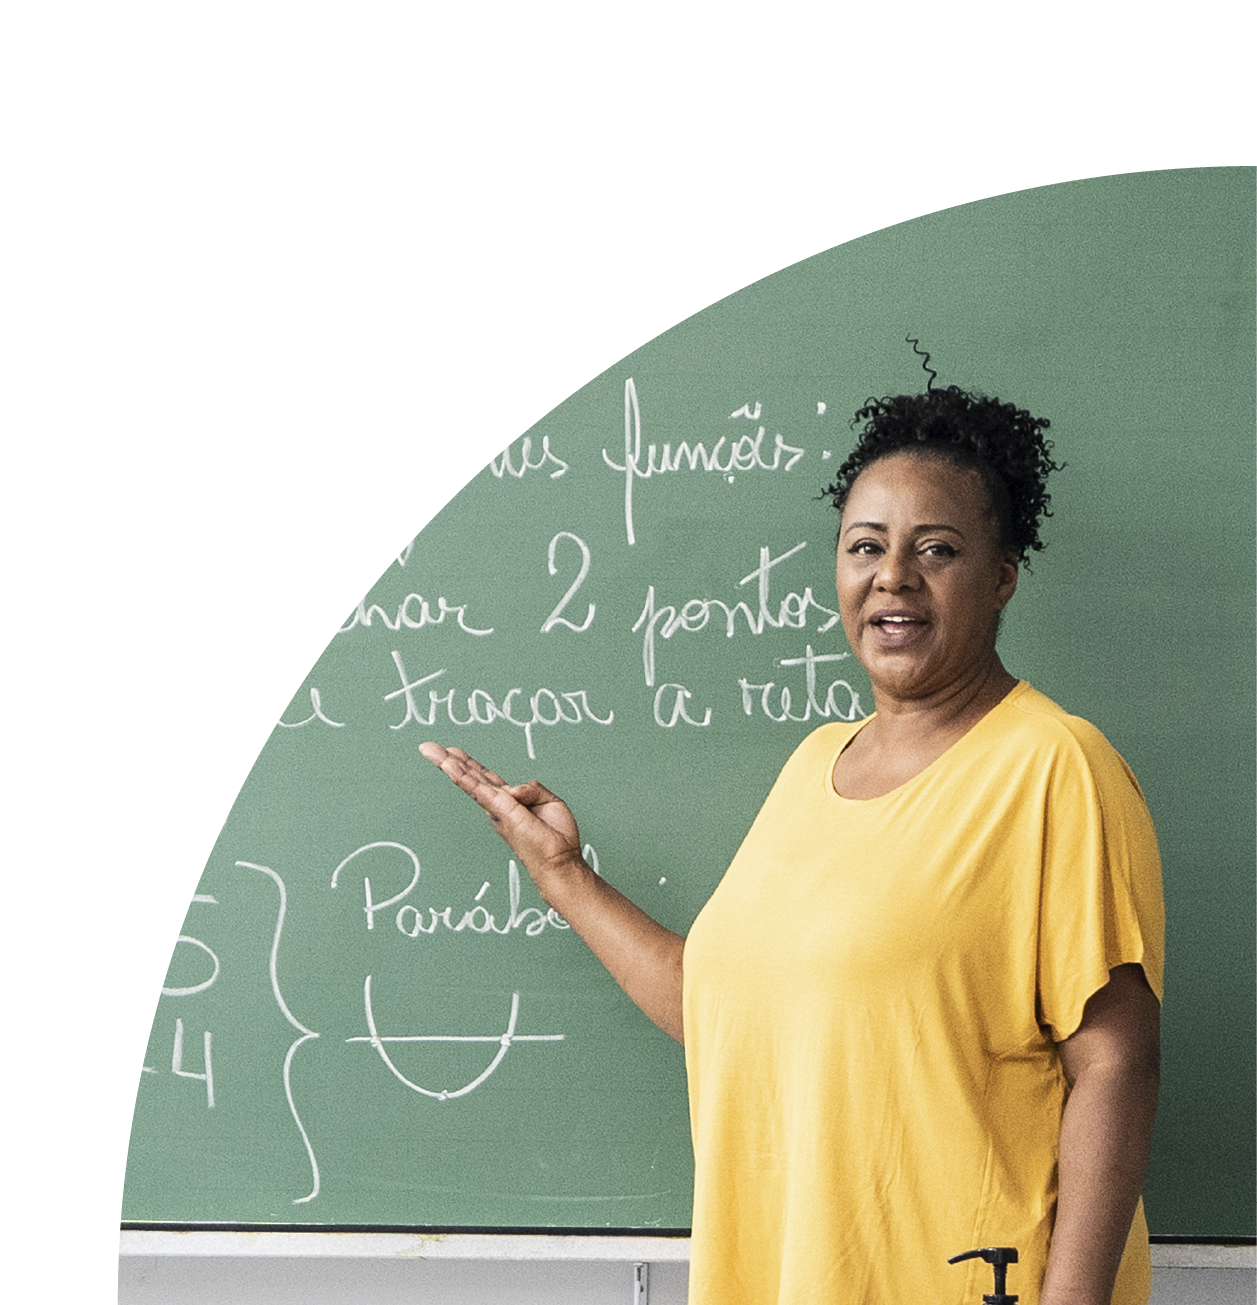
xmin=541 ymin=532 xmax=595 ymax=633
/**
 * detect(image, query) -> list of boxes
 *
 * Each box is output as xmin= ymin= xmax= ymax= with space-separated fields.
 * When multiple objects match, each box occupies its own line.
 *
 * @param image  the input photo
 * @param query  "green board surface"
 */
xmin=124 ymin=168 xmax=1255 ymax=1237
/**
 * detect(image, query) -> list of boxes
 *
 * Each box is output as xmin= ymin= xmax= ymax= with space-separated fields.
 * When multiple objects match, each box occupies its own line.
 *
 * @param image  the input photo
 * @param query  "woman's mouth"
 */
xmin=869 ymin=613 xmax=927 ymax=645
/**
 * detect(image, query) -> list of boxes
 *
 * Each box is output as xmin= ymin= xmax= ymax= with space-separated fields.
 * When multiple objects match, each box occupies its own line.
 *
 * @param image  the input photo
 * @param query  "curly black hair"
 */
xmin=821 ymin=385 xmax=1060 ymax=565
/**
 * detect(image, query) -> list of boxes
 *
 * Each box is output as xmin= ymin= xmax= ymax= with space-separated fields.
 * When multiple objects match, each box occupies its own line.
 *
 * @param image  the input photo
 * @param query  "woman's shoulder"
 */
xmin=1002 ymin=681 xmax=1117 ymax=748
xmin=999 ymin=682 xmax=1145 ymax=797
xmin=796 ymin=715 xmax=869 ymax=757
xmin=764 ymin=716 xmax=869 ymax=787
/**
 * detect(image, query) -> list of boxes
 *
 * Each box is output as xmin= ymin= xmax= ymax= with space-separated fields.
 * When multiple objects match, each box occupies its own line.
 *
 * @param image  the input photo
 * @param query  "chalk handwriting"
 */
xmin=162 ymin=893 xmax=221 ymax=997
xmin=653 ymin=683 xmax=712 ymax=728
xmin=236 ymin=860 xmax=322 ymax=1205
xmin=729 ymin=401 xmax=762 ymax=420
xmin=395 ymin=857 xmax=570 ymax=940
xmin=602 ymin=379 xmax=806 ymax=544
xmin=490 ymin=434 xmax=569 ymax=480
xmin=171 ymin=1018 xmax=215 ymax=1108
xmin=331 ymin=840 xmax=572 ymax=939
xmin=278 ymin=686 xmax=346 ymax=729
xmin=349 ymin=981 xmax=564 ymax=1101
xmin=541 ymin=531 xmax=595 ymax=633
xmin=339 ymin=593 xmax=493 ymax=636
xmin=332 ymin=841 xmax=421 ymax=931
xmin=396 ymin=541 xmax=415 ymax=567
xmin=386 ymin=652 xmax=613 ymax=760
xmin=738 ymin=644 xmax=867 ymax=723
xmin=583 ymin=843 xmax=601 ymax=879
xmin=631 ymin=542 xmax=841 ymax=686
xmin=162 ymin=935 xmax=221 ymax=997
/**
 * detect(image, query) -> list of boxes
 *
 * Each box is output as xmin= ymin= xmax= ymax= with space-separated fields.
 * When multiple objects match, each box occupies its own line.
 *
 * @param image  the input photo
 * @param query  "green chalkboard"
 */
xmin=124 ymin=167 xmax=1255 ymax=1236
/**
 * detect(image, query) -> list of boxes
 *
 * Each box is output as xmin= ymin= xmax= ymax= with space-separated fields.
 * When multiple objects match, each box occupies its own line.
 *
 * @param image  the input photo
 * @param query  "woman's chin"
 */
xmin=862 ymin=651 xmax=936 ymax=700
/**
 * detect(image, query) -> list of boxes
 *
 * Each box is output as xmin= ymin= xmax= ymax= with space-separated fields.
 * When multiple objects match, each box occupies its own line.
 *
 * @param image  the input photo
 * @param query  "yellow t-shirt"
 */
xmin=682 ymin=682 xmax=1164 ymax=1305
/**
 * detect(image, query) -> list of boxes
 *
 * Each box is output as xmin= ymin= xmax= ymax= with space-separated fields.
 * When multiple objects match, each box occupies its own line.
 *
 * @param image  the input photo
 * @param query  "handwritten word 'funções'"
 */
xmin=603 ymin=378 xmax=805 ymax=544
xmin=385 ymin=653 xmax=613 ymax=760
xmin=331 ymin=841 xmax=571 ymax=939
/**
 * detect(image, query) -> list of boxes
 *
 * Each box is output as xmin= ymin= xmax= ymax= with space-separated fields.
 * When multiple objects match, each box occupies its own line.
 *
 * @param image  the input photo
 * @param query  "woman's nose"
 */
xmin=874 ymin=547 xmax=920 ymax=590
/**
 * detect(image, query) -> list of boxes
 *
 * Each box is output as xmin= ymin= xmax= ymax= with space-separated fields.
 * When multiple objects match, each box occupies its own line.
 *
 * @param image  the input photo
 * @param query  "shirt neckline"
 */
xmin=826 ymin=679 xmax=1030 ymax=804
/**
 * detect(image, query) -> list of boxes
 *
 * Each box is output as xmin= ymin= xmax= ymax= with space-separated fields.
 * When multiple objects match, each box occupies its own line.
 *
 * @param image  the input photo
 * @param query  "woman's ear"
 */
xmin=995 ymin=555 xmax=1020 ymax=610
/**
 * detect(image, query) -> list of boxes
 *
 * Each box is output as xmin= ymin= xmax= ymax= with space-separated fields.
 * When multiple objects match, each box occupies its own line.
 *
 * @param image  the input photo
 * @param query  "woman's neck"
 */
xmin=833 ymin=657 xmax=1019 ymax=800
xmin=870 ymin=655 xmax=1018 ymax=745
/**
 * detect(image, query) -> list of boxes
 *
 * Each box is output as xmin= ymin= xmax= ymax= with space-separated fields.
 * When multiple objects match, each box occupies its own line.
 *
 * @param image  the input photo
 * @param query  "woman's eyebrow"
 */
xmin=841 ymin=521 xmax=965 ymax=534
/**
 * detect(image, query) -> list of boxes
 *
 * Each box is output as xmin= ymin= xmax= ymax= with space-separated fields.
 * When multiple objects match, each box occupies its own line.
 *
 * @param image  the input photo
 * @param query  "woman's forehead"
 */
xmin=843 ymin=453 xmax=993 ymax=521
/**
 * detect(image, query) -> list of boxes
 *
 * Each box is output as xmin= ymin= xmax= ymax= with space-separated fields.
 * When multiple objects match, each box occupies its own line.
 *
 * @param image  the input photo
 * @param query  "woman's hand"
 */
xmin=417 ymin=743 xmax=585 ymax=897
xmin=418 ymin=742 xmax=687 ymax=1043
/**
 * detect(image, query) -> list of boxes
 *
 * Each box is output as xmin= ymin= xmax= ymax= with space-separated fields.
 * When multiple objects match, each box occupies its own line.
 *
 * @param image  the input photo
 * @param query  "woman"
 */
xmin=420 ymin=385 xmax=1164 ymax=1305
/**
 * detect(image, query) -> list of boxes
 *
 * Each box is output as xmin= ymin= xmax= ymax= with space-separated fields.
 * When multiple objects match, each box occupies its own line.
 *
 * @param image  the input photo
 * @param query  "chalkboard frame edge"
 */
xmin=120 ymin=1221 xmax=694 ymax=1237
xmin=120 ymin=1223 xmax=1255 ymax=1247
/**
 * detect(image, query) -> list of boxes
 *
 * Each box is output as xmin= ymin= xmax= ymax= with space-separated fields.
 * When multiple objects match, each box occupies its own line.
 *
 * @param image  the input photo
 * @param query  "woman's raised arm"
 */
xmin=418 ymin=743 xmax=686 ymax=1043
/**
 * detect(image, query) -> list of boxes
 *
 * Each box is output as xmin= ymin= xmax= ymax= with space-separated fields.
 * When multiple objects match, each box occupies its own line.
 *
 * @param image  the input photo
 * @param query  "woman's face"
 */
xmin=836 ymin=454 xmax=1019 ymax=705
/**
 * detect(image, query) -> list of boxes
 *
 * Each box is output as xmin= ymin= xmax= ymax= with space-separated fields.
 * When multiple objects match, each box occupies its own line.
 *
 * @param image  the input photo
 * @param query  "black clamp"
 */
xmin=948 ymin=1246 xmax=1019 ymax=1304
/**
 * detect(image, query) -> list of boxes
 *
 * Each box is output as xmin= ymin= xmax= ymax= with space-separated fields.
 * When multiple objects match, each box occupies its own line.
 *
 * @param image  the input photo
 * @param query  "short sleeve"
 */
xmin=1036 ymin=723 xmax=1165 ymax=1042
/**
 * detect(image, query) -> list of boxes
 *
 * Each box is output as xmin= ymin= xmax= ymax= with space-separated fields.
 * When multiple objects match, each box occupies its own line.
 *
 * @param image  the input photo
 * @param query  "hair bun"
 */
xmin=823 ymin=386 xmax=1060 ymax=565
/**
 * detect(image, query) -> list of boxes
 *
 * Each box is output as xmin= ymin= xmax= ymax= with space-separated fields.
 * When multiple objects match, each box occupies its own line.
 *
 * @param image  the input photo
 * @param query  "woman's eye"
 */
xmin=848 ymin=540 xmax=881 ymax=556
xmin=921 ymin=543 xmax=957 ymax=558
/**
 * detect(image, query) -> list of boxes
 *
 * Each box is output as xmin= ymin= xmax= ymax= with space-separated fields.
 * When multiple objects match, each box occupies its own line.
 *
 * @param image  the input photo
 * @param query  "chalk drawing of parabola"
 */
xmin=348 ymin=975 xmax=565 ymax=1101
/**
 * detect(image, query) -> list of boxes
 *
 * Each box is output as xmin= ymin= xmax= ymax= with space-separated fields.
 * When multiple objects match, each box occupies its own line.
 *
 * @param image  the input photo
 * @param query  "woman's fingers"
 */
xmin=418 ymin=743 xmax=579 ymax=858
xmin=440 ymin=745 xmax=509 ymax=788
xmin=420 ymin=742 xmax=497 ymax=791
xmin=420 ymin=746 xmax=558 ymax=824
xmin=419 ymin=742 xmax=511 ymax=816
xmin=507 ymin=779 xmax=561 ymax=808
xmin=420 ymin=743 xmax=543 ymax=805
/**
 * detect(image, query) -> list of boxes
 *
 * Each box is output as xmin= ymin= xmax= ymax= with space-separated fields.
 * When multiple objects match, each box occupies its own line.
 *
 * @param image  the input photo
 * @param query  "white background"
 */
xmin=2 ymin=4 xmax=1251 ymax=1298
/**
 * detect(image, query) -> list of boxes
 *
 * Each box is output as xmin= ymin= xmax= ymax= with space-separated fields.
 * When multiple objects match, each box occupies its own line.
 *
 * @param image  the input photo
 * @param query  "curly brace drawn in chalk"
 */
xmin=236 ymin=860 xmax=322 ymax=1205
xmin=347 ymin=977 xmax=564 ymax=1101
